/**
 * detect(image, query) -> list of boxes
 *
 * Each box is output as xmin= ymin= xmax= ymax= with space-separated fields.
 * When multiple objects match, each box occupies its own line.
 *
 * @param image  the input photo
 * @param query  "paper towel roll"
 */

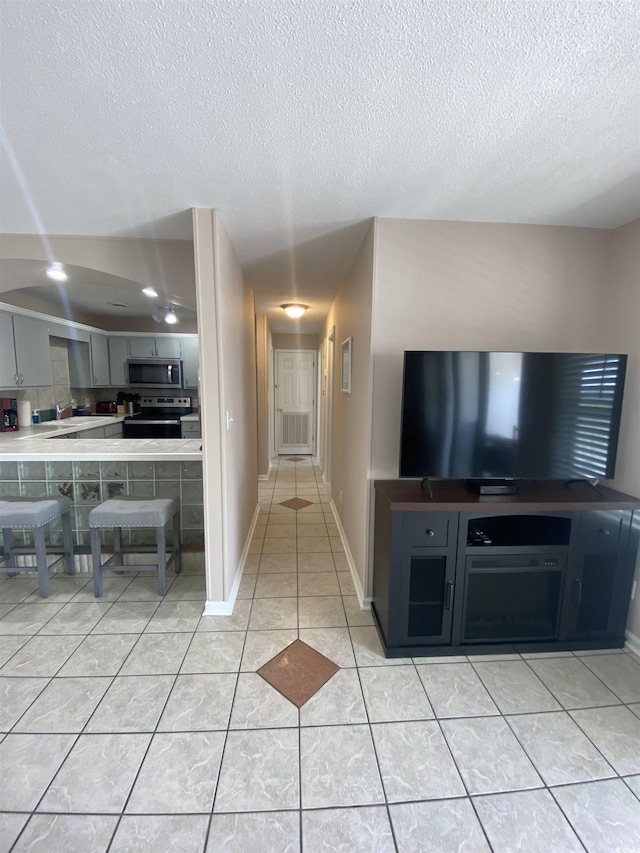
xmin=17 ymin=400 xmax=31 ymax=428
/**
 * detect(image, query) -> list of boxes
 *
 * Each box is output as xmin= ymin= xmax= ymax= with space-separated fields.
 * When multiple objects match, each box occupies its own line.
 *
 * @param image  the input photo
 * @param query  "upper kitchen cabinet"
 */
xmin=0 ymin=311 xmax=53 ymax=388
xmin=129 ymin=336 xmax=182 ymax=359
xmin=68 ymin=333 xmax=110 ymax=387
xmin=181 ymin=336 xmax=199 ymax=389
xmin=108 ymin=337 xmax=129 ymax=387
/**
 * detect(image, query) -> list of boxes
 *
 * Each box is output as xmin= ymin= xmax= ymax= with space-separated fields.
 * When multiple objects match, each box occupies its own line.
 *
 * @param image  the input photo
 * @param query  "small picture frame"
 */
xmin=341 ymin=337 xmax=352 ymax=393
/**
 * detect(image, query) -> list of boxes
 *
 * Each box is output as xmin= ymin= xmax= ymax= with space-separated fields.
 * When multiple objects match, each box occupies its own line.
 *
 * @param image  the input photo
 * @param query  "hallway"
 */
xmin=0 ymin=456 xmax=639 ymax=850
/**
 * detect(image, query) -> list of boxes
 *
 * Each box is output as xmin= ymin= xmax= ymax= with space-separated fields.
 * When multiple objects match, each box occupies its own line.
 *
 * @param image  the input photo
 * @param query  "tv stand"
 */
xmin=467 ymin=478 xmax=517 ymax=495
xmin=372 ymin=479 xmax=640 ymax=657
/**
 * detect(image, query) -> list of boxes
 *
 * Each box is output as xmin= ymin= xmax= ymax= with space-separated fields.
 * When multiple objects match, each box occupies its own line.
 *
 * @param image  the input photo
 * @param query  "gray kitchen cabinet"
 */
xmin=181 ymin=417 xmax=201 ymax=438
xmin=68 ymin=340 xmax=91 ymax=388
xmin=181 ymin=336 xmax=199 ymax=388
xmin=0 ymin=311 xmax=53 ymax=388
xmin=108 ymin=337 xmax=129 ymax=387
xmin=91 ymin=334 xmax=110 ymax=386
xmin=0 ymin=312 xmax=18 ymax=387
xmin=103 ymin=421 xmax=123 ymax=438
xmin=129 ymin=336 xmax=182 ymax=359
xmin=69 ymin=333 xmax=110 ymax=388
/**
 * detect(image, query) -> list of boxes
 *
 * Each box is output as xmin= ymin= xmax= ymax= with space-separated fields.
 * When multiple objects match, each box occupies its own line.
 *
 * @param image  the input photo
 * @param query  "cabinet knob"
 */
xmin=425 ymin=529 xmax=435 ymax=537
xmin=598 ymin=528 xmax=610 ymax=535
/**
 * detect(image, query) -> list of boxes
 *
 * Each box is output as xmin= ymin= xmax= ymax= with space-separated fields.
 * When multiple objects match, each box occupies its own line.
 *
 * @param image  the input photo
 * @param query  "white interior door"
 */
xmin=275 ymin=349 xmax=316 ymax=455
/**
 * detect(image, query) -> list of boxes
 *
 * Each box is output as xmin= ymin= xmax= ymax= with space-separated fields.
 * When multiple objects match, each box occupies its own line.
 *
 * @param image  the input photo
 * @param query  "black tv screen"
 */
xmin=399 ymin=351 xmax=627 ymax=480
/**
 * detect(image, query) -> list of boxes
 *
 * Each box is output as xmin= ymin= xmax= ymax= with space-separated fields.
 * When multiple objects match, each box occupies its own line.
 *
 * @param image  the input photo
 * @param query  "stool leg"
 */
xmin=113 ymin=526 xmax=124 ymax=573
xmin=61 ymin=510 xmax=75 ymax=575
xmin=91 ymin=527 xmax=104 ymax=597
xmin=157 ymin=524 xmax=167 ymax=595
xmin=173 ymin=511 xmax=181 ymax=576
xmin=2 ymin=528 xmax=17 ymax=575
xmin=34 ymin=527 xmax=50 ymax=598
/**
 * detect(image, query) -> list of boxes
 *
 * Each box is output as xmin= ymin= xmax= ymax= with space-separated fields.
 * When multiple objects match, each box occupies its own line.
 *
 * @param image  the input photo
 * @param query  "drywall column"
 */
xmin=192 ymin=208 xmax=225 ymax=603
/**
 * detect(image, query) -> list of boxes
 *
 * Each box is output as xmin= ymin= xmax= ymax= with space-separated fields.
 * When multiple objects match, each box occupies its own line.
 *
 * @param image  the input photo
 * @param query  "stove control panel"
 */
xmin=140 ymin=397 xmax=191 ymax=408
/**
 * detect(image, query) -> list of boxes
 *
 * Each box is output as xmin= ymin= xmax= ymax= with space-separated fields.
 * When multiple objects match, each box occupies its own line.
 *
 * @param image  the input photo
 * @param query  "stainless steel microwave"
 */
xmin=127 ymin=359 xmax=184 ymax=389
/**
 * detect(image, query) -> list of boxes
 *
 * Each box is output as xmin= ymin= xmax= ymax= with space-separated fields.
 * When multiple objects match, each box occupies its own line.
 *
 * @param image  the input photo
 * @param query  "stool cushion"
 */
xmin=89 ymin=497 xmax=179 ymax=528
xmin=0 ymin=496 xmax=71 ymax=528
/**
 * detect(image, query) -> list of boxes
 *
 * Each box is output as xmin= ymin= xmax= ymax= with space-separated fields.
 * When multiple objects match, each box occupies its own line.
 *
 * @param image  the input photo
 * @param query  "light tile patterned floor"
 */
xmin=1 ymin=456 xmax=640 ymax=851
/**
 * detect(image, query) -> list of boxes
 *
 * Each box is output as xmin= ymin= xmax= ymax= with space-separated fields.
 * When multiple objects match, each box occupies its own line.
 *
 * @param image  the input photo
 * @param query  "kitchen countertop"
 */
xmin=0 ymin=415 xmax=202 ymax=461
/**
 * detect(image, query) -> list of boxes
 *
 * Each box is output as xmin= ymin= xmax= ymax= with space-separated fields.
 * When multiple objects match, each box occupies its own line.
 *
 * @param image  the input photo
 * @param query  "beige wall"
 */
xmin=192 ymin=209 xmax=225 ymax=600
xmin=271 ymin=333 xmax=319 ymax=349
xmin=214 ymin=212 xmax=258 ymax=598
xmin=605 ymin=220 xmax=640 ymax=638
xmin=371 ymin=219 xmax=609 ymax=479
xmin=193 ymin=209 xmax=258 ymax=604
xmin=322 ymin=222 xmax=376 ymax=597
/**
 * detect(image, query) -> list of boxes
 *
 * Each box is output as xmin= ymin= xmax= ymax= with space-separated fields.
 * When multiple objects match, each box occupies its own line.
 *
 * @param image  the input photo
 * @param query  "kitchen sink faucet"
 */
xmin=56 ymin=402 xmax=73 ymax=419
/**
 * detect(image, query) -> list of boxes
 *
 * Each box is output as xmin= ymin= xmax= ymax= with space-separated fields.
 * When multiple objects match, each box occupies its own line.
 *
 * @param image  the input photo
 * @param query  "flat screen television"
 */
xmin=399 ymin=351 xmax=627 ymax=481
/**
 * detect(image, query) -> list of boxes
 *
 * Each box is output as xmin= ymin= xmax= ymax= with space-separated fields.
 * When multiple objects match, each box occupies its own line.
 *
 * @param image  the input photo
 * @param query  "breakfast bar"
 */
xmin=0 ymin=417 xmax=204 ymax=568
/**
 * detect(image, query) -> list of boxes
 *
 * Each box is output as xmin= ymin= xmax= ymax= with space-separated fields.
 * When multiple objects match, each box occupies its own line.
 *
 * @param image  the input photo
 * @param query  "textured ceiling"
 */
xmin=1 ymin=1 xmax=639 ymax=333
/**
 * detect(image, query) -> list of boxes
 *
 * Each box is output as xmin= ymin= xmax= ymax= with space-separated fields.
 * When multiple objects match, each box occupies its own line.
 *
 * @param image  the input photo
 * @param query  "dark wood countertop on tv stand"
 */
xmin=374 ymin=479 xmax=640 ymax=512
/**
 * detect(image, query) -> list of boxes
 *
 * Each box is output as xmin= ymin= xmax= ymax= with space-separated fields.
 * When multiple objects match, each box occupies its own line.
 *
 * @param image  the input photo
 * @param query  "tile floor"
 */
xmin=1 ymin=456 xmax=640 ymax=851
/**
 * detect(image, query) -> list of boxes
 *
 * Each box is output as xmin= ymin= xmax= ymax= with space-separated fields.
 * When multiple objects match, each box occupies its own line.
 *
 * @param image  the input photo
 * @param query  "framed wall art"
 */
xmin=341 ymin=337 xmax=352 ymax=393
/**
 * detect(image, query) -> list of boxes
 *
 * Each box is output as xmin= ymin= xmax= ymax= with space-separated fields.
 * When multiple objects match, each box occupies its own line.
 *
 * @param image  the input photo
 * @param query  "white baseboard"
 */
xmin=625 ymin=629 xmax=640 ymax=657
xmin=203 ymin=503 xmax=261 ymax=616
xmin=330 ymin=499 xmax=371 ymax=610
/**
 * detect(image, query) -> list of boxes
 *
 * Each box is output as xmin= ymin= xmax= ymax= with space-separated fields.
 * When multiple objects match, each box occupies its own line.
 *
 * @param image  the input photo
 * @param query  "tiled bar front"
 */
xmin=0 ymin=458 xmax=204 ymax=570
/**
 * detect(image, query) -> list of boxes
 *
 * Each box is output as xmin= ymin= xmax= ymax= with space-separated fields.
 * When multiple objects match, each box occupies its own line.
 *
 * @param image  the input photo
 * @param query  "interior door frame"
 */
xmin=274 ymin=348 xmax=317 ymax=456
xmin=321 ymin=327 xmax=335 ymax=485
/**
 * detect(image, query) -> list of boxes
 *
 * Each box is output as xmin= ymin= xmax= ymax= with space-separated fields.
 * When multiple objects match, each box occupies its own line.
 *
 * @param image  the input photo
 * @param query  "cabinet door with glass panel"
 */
xmin=398 ymin=512 xmax=458 ymax=645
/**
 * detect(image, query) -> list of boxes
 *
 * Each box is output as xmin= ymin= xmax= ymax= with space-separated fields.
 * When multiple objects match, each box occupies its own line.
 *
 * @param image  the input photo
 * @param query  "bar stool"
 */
xmin=0 ymin=496 xmax=75 ymax=598
xmin=89 ymin=497 xmax=181 ymax=597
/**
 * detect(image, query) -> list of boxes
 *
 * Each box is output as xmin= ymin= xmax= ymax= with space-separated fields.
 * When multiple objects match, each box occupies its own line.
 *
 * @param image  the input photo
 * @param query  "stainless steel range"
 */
xmin=122 ymin=396 xmax=192 ymax=439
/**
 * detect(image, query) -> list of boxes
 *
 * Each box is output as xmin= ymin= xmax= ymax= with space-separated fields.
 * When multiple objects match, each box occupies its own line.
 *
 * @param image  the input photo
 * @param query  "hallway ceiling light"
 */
xmin=46 ymin=261 xmax=67 ymax=282
xmin=142 ymin=286 xmax=158 ymax=298
xmin=281 ymin=303 xmax=308 ymax=319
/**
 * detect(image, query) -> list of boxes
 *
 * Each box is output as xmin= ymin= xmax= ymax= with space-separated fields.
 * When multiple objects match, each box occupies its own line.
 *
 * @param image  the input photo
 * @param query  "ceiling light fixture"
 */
xmin=163 ymin=306 xmax=179 ymax=325
xmin=152 ymin=305 xmax=180 ymax=325
xmin=46 ymin=261 xmax=68 ymax=282
xmin=281 ymin=303 xmax=308 ymax=319
xmin=142 ymin=286 xmax=158 ymax=298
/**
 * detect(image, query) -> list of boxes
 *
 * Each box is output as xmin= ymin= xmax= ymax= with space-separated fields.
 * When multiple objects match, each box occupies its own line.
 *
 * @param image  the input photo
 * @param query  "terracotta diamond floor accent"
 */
xmin=285 ymin=456 xmax=306 ymax=462
xmin=257 ymin=639 xmax=340 ymax=707
xmin=279 ymin=497 xmax=313 ymax=511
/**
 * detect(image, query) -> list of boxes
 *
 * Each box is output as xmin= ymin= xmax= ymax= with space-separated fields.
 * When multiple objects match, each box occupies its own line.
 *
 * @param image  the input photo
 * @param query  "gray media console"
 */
xmin=372 ymin=480 xmax=640 ymax=657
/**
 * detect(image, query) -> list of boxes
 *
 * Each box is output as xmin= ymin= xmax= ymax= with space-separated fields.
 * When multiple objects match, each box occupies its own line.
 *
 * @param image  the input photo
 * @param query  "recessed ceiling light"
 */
xmin=281 ymin=303 xmax=308 ymax=318
xmin=142 ymin=287 xmax=158 ymax=298
xmin=46 ymin=261 xmax=67 ymax=282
